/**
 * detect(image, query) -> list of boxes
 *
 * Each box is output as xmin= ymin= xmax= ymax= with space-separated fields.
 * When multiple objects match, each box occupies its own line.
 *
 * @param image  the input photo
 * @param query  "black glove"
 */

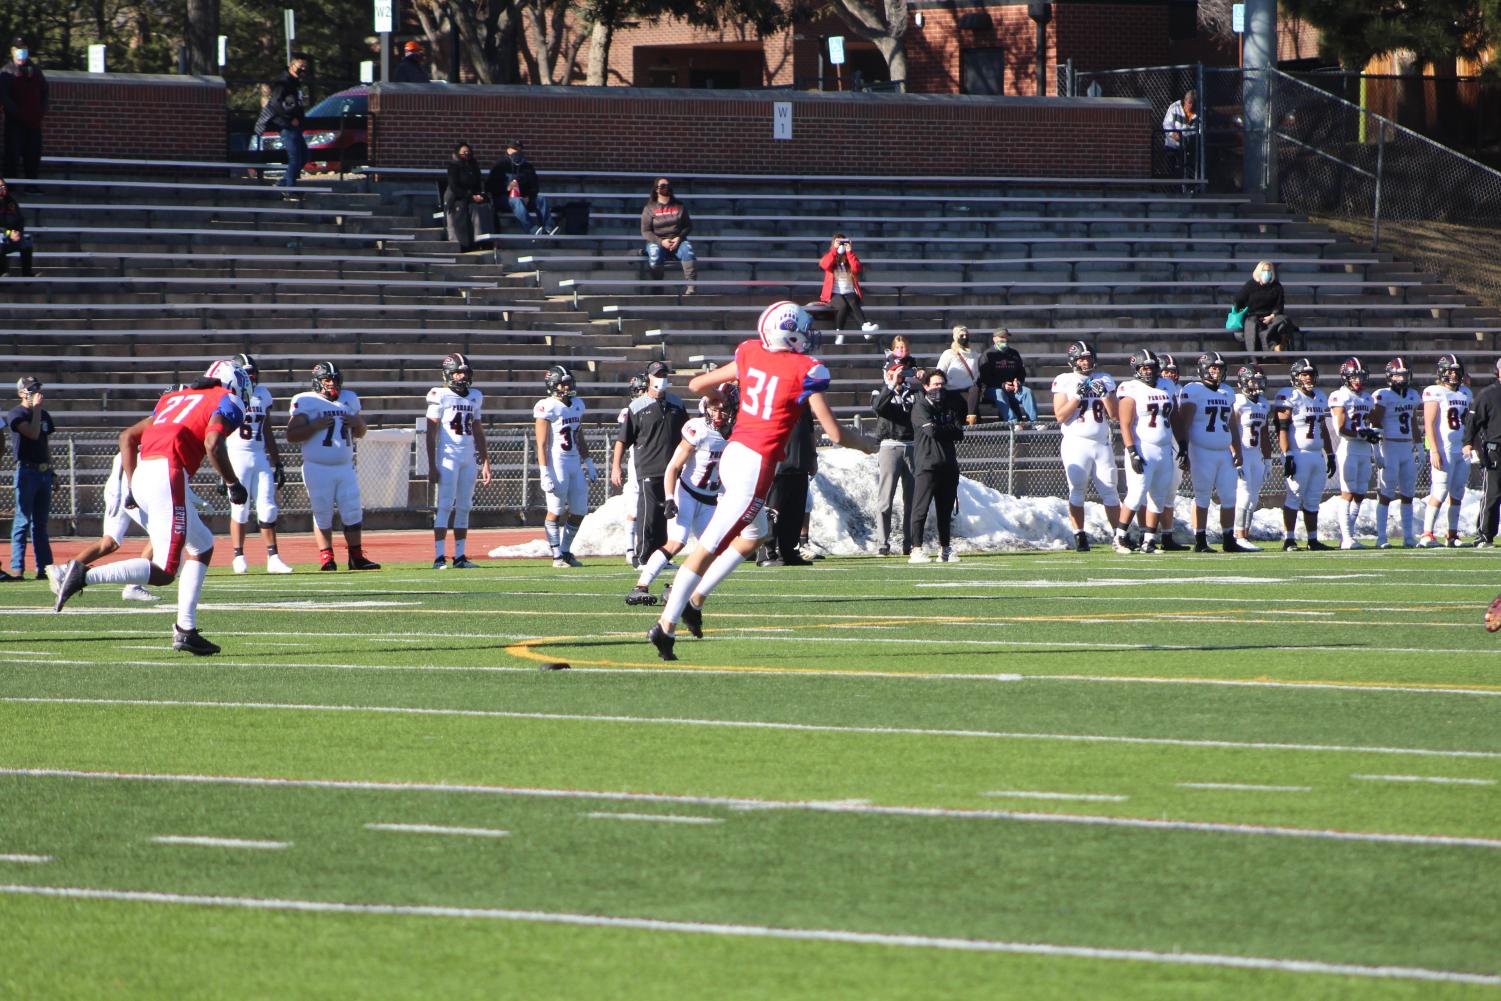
xmin=663 ymin=498 xmax=678 ymax=521
xmin=1127 ymin=447 xmax=1145 ymax=475
xmin=1325 ymin=453 xmax=1337 ymax=478
xmin=1176 ymin=441 xmax=1191 ymax=472
xmin=1283 ymin=453 xmax=1296 ymax=477
xmin=227 ymin=481 xmax=249 ymax=505
xmin=1357 ymin=427 xmax=1382 ymax=444
xmin=273 ymin=462 xmax=287 ymax=489
xmin=1077 ymin=380 xmax=1099 ymax=401
xmin=124 ymin=492 xmax=137 ymax=510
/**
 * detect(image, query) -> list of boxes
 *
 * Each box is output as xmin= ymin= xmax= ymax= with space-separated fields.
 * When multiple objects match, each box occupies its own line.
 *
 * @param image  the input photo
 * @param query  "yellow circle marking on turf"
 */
xmin=502 ymin=635 xmax=948 ymax=678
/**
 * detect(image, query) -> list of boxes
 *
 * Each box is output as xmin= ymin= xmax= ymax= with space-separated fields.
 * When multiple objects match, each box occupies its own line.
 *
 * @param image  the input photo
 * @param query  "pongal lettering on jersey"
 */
xmin=1233 ymin=394 xmax=1270 ymax=451
xmin=1423 ymin=384 xmax=1472 ymax=450
xmin=1275 ymin=387 xmax=1331 ymax=452
xmin=1373 ymin=386 xmax=1420 ymax=441
xmin=1329 ymin=387 xmax=1376 ymax=447
xmin=1051 ymin=371 xmax=1115 ymax=441
xmin=427 ymin=386 xmax=484 ymax=456
xmin=534 ymin=395 xmax=586 ymax=465
xmin=227 ymin=385 xmax=274 ymax=456
xmin=1119 ymin=379 xmax=1176 ymax=444
xmin=289 ymin=389 xmax=360 ymax=464
xmin=1182 ymin=381 xmax=1235 ymax=449
xmin=680 ymin=417 xmax=728 ymax=495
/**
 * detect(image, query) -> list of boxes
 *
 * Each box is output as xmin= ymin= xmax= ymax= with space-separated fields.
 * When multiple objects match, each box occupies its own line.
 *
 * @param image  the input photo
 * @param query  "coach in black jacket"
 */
xmin=614 ymin=361 xmax=687 ymax=565
xmin=1464 ymin=358 xmax=1501 ymax=544
xmin=909 ymin=369 xmax=967 ymax=561
xmin=872 ymin=365 xmax=916 ymax=555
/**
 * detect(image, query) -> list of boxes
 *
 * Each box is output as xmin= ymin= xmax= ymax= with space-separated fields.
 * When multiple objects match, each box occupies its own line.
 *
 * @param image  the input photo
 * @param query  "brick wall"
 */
xmin=1054 ymin=4 xmax=1173 ymax=73
xmin=0 ymin=71 xmax=226 ymax=161
xmin=369 ymin=84 xmax=1151 ymax=177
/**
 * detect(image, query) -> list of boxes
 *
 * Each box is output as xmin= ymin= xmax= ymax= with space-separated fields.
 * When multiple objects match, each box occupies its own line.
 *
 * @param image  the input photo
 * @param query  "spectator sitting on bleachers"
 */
xmin=641 ymin=177 xmax=696 ymax=294
xmin=444 ymin=142 xmax=493 ymax=254
xmin=936 ymin=325 xmax=982 ymax=426
xmin=978 ymin=326 xmax=1027 ymax=419
xmin=994 ymin=378 xmax=1037 ymax=424
xmin=0 ymin=177 xmax=34 ymax=278
xmin=1162 ymin=88 xmax=1198 ymax=182
xmin=818 ymin=233 xmax=879 ymax=337
xmin=487 ymin=139 xmax=552 ymax=235
xmin=1234 ymin=260 xmax=1296 ymax=356
xmin=883 ymin=334 xmax=913 ymax=370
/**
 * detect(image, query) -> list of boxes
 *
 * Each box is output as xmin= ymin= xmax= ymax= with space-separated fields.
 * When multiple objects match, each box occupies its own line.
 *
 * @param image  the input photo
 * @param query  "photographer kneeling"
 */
xmin=909 ymin=369 xmax=967 ymax=564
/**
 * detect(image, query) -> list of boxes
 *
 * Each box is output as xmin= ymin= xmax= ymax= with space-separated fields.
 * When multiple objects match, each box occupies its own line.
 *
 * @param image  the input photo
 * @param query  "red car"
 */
xmin=252 ymin=86 xmax=368 ymax=175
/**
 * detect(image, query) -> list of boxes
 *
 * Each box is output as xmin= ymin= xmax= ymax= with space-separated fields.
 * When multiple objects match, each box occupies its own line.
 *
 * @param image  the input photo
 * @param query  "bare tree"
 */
xmin=828 ymin=0 xmax=907 ymax=88
xmin=520 ymin=0 xmax=585 ymax=84
xmin=411 ymin=0 xmax=521 ymax=83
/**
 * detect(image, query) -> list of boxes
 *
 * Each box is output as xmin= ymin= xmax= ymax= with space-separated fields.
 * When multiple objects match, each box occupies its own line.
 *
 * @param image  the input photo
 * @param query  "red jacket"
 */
xmin=819 ymin=247 xmax=863 ymax=301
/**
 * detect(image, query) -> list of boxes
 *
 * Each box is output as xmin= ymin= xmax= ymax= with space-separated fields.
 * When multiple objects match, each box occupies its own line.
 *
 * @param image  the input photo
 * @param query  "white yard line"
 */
xmin=982 ymin=790 xmax=1128 ymax=803
xmin=1352 ymin=774 xmax=1496 ymax=787
xmin=0 ymin=853 xmax=52 ymax=864
xmin=150 ymin=835 xmax=289 ymax=850
xmin=8 ymin=768 xmax=1499 ymax=850
xmin=7 ymin=696 xmax=1500 ymax=760
xmin=585 ymin=812 xmax=723 ymax=825
xmin=1179 ymin=783 xmax=1313 ymax=793
xmin=364 ymin=823 xmax=509 ymax=838
xmin=0 ymin=883 xmax=1493 ymax=985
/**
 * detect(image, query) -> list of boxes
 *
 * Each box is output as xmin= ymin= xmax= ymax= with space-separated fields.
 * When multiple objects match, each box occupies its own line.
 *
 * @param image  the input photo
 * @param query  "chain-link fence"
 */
xmin=2 ymin=424 xmax=1472 ymax=528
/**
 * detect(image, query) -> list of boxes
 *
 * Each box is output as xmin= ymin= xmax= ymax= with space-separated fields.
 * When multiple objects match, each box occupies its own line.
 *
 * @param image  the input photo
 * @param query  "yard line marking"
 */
xmin=8 ymin=696 xmax=1501 ymax=760
xmin=1352 ymin=774 xmax=1497 ymax=787
xmin=8 ymin=769 xmax=1500 ymax=850
xmin=364 ymin=823 xmax=509 ymax=838
xmin=585 ymin=812 xmax=723 ymax=825
xmin=0 ymin=854 xmax=52 ymax=864
xmin=0 ymin=884 xmax=1495 ymax=986
xmin=1179 ymin=783 xmax=1313 ymax=793
xmin=150 ymin=835 xmax=289 ymax=850
xmin=982 ymin=790 xmax=1129 ymax=803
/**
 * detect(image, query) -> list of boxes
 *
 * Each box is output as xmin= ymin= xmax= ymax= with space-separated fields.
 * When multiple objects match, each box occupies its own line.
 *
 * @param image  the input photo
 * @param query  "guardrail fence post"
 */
xmin=1372 ymin=120 xmax=1386 ymax=252
xmin=68 ymin=436 xmax=77 ymax=524
xmin=1006 ymin=426 xmax=1017 ymax=495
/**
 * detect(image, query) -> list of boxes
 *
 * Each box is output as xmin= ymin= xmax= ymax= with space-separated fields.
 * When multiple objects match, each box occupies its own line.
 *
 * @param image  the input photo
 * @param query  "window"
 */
xmin=961 ymin=47 xmax=1005 ymax=96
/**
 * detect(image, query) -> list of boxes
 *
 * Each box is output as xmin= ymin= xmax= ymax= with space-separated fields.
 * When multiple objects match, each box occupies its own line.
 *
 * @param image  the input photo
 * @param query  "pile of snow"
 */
xmin=491 ymin=448 xmax=1487 ymax=558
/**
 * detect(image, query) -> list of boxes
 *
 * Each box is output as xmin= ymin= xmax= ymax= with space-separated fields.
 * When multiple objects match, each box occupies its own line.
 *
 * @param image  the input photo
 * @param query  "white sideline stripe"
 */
xmin=151 ymin=835 xmax=289 ymax=850
xmin=7 ymin=696 xmax=1500 ymax=760
xmin=364 ymin=823 xmax=509 ymax=838
xmin=0 ymin=884 xmax=1495 ymax=986
xmin=8 ymin=768 xmax=1500 ymax=850
xmin=0 ymin=853 xmax=52 ymax=864
xmin=982 ymin=790 xmax=1128 ymax=803
xmin=1352 ymin=774 xmax=1497 ymax=787
xmin=585 ymin=812 xmax=723 ymax=825
xmin=1179 ymin=783 xmax=1313 ymax=793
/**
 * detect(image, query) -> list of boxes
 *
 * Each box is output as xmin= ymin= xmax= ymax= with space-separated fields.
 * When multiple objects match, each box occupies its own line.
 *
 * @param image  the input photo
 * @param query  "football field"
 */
xmin=3 ymin=549 xmax=1500 ymax=999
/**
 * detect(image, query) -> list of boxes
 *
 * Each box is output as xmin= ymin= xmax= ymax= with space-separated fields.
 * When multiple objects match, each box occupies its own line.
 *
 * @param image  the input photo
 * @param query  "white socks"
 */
xmin=637 ymin=548 xmax=673 ymax=588
xmin=86 ymin=558 xmax=151 ymax=587
xmin=1400 ymin=502 xmax=1414 ymax=541
xmin=176 ymin=559 xmax=208 ymax=631
xmin=625 ymin=519 xmax=637 ymax=557
xmin=1376 ymin=501 xmax=1390 ymax=545
xmin=1448 ymin=502 xmax=1462 ymax=534
xmin=544 ymin=519 xmax=562 ymax=557
xmin=660 ymin=569 xmax=703 ymax=627
xmin=1341 ymin=500 xmax=1359 ymax=543
xmin=1424 ymin=503 xmax=1440 ymax=536
xmin=697 ymin=549 xmax=746 ymax=597
xmin=560 ymin=520 xmax=579 ymax=554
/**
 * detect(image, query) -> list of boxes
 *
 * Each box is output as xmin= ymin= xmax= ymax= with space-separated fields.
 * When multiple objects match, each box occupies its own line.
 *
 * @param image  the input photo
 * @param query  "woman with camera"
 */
xmin=819 ymin=233 xmax=878 ymax=336
xmin=909 ymin=369 xmax=967 ymax=564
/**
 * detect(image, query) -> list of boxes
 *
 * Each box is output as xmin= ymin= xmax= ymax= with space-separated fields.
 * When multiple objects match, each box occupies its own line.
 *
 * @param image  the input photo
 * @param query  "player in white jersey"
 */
xmin=47 ymin=452 xmax=165 ymax=603
xmin=1420 ymin=354 xmax=1474 ymax=547
xmin=1175 ymin=351 xmax=1250 ymax=552
xmin=616 ymin=375 xmax=646 ymax=566
xmin=1372 ymin=357 xmax=1422 ymax=547
xmin=285 ymin=362 xmax=380 ymax=571
xmin=212 ymin=354 xmax=293 ymax=575
xmin=1231 ymin=365 xmax=1276 ymax=551
xmin=1274 ymin=357 xmax=1336 ymax=550
xmin=425 ymin=353 xmax=491 ymax=569
xmin=1155 ymin=354 xmax=1188 ymax=549
xmin=534 ymin=364 xmax=597 ymax=568
xmin=1114 ymin=349 xmax=1178 ymax=554
xmin=1327 ymin=357 xmax=1382 ymax=549
xmin=1051 ymin=340 xmax=1120 ymax=553
xmin=626 ymin=391 xmax=736 ymax=605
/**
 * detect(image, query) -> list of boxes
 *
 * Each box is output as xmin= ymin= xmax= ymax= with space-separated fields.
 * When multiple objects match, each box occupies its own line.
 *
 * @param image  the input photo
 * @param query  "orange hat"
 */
xmin=403 ymin=40 xmax=423 ymax=55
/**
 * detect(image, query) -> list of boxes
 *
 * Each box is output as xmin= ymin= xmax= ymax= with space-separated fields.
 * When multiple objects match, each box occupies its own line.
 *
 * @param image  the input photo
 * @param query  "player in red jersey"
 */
xmin=648 ymin=301 xmax=877 ymax=660
xmin=54 ymin=362 xmax=252 ymax=655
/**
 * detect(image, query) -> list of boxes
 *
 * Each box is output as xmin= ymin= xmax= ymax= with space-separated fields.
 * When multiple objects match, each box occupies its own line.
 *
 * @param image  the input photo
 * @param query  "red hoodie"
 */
xmin=818 ymin=246 xmax=863 ymax=301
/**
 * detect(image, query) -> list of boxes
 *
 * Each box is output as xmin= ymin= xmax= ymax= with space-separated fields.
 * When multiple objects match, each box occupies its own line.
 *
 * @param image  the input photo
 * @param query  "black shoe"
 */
xmin=757 ymin=558 xmax=785 ymax=568
xmin=1074 ymin=532 xmax=1090 ymax=553
xmin=782 ymin=556 xmax=814 ymax=567
xmin=0 ymin=569 xmax=17 ymax=582
xmin=451 ymin=556 xmax=478 ymax=569
xmin=625 ymin=586 xmax=658 ymax=606
xmin=1161 ymin=537 xmax=1190 ymax=552
xmin=1282 ymin=539 xmax=1300 ymax=552
xmin=349 ymin=555 xmax=382 ymax=570
xmin=52 ymin=559 xmax=86 ymax=611
xmin=1307 ymin=540 xmax=1333 ymax=551
xmin=1139 ymin=539 xmax=1158 ymax=554
xmin=877 ymin=545 xmax=890 ymax=556
xmin=682 ymin=601 xmax=704 ymax=639
xmin=320 ymin=560 xmax=338 ymax=572
xmin=432 ymin=557 xmax=447 ymax=570
xmin=172 ymin=626 xmax=221 ymax=656
xmin=34 ymin=569 xmax=46 ymax=580
xmin=648 ymin=623 xmax=677 ymax=661
xmin=1193 ymin=537 xmax=1213 ymax=553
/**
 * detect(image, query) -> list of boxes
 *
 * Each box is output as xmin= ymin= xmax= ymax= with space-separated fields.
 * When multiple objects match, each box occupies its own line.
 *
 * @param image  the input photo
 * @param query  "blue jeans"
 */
xmin=509 ymin=194 xmax=550 ymax=232
xmin=279 ymin=128 xmax=309 ymax=187
xmin=11 ymin=466 xmax=53 ymax=572
xmin=645 ymin=240 xmax=695 ymax=272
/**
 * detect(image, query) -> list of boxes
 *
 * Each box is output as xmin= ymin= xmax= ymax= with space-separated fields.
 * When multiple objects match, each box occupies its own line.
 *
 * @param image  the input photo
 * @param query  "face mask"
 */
xmin=15 ymin=50 xmax=28 ymax=62
xmin=993 ymin=339 xmax=1008 ymax=350
xmin=1258 ymin=270 xmax=1272 ymax=283
xmin=956 ymin=336 xmax=969 ymax=347
xmin=650 ymin=376 xmax=668 ymax=392
xmin=926 ymin=388 xmax=944 ymax=403
xmin=892 ymin=346 xmax=908 ymax=359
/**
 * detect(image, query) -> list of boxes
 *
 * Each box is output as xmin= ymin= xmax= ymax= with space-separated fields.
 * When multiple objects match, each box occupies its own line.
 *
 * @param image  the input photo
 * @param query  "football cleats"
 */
xmin=312 ymin=361 xmax=343 ymax=400
xmin=1339 ymin=357 xmax=1367 ymax=389
xmin=1385 ymin=356 xmax=1411 ymax=390
xmin=1196 ymin=351 xmax=1227 ymax=386
xmin=1289 ymin=357 xmax=1318 ymax=388
xmin=1066 ymin=340 xmax=1097 ymax=374
xmin=203 ymin=359 xmax=253 ymax=408
xmin=544 ymin=363 xmax=575 ymax=401
xmin=756 ymin=300 xmax=819 ymax=354
xmin=1129 ymin=348 xmax=1162 ymax=383
xmin=1437 ymin=353 xmax=1465 ymax=388
xmin=1235 ymin=364 xmax=1267 ymax=399
xmin=626 ymin=374 xmax=648 ymax=398
xmin=1160 ymin=353 xmax=1179 ymax=380
xmin=441 ymin=352 xmax=472 ymax=394
xmin=232 ymin=352 xmax=258 ymax=384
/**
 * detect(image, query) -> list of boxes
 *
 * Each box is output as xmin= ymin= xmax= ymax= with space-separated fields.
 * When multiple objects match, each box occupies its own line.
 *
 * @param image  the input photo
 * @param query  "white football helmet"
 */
xmin=757 ymin=300 xmax=819 ymax=354
xmin=204 ymin=359 xmax=253 ymax=408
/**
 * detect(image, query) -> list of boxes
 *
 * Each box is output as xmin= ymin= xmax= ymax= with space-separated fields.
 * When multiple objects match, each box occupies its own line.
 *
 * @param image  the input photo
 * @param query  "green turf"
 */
xmin=3 ymin=550 xmax=1500 ymax=998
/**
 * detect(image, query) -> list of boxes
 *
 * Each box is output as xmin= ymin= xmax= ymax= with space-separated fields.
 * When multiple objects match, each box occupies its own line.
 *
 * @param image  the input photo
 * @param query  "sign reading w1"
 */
xmin=375 ymin=0 xmax=394 ymax=34
xmin=773 ymin=102 xmax=792 ymax=141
